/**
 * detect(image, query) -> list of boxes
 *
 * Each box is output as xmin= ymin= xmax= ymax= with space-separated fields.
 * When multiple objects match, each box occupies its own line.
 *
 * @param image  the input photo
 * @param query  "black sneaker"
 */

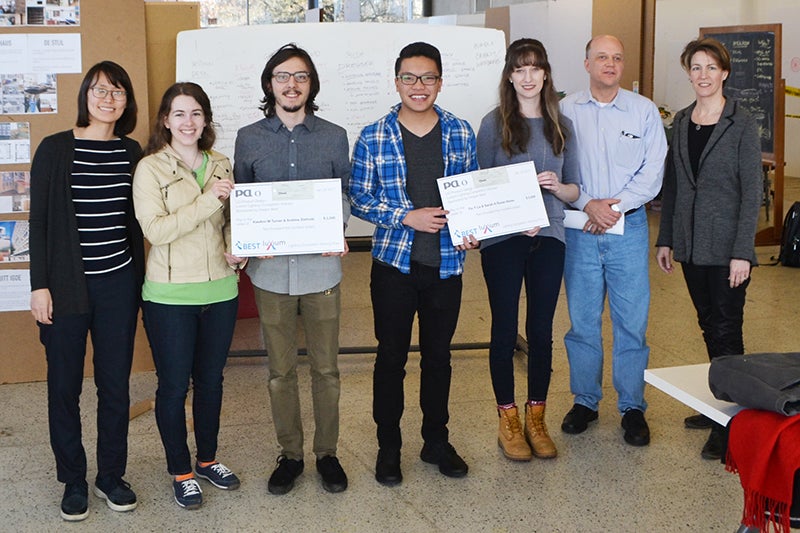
xmin=93 ymin=476 xmax=137 ymax=512
xmin=420 ymin=442 xmax=468 ymax=478
xmin=195 ymin=461 xmax=241 ymax=490
xmin=375 ymin=448 xmax=402 ymax=486
xmin=621 ymin=408 xmax=651 ymax=446
xmin=61 ymin=481 xmax=89 ymax=521
xmin=267 ymin=456 xmax=304 ymax=495
xmin=172 ymin=477 xmax=203 ymax=510
xmin=316 ymin=456 xmax=348 ymax=493
xmin=561 ymin=404 xmax=599 ymax=434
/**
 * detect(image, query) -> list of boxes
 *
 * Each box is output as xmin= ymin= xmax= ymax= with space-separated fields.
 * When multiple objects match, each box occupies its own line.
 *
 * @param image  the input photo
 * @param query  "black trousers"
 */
xmin=681 ymin=262 xmax=749 ymax=360
xmin=370 ymin=261 xmax=462 ymax=450
xmin=39 ymin=264 xmax=138 ymax=485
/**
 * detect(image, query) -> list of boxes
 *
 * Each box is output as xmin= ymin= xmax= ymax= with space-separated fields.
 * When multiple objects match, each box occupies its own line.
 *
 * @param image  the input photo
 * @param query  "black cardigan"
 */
xmin=29 ymin=130 xmax=145 ymax=317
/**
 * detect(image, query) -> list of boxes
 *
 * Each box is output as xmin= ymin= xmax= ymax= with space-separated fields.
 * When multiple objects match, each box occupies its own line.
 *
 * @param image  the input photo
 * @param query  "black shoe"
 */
xmin=93 ymin=476 xmax=137 ymax=512
xmin=684 ymin=413 xmax=713 ymax=430
xmin=61 ymin=481 xmax=89 ymax=521
xmin=701 ymin=424 xmax=727 ymax=460
xmin=316 ymin=456 xmax=348 ymax=493
xmin=375 ymin=448 xmax=402 ymax=486
xmin=420 ymin=442 xmax=468 ymax=478
xmin=621 ymin=409 xmax=650 ymax=446
xmin=267 ymin=456 xmax=304 ymax=495
xmin=561 ymin=404 xmax=598 ymax=434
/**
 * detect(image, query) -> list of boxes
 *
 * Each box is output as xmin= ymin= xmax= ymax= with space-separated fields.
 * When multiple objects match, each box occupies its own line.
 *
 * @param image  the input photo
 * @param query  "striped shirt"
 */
xmin=348 ymin=104 xmax=478 ymax=278
xmin=71 ymin=137 xmax=133 ymax=276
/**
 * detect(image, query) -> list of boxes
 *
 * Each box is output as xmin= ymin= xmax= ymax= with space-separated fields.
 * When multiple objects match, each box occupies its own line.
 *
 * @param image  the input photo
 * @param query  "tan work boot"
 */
xmin=525 ymin=403 xmax=558 ymax=459
xmin=497 ymin=406 xmax=532 ymax=461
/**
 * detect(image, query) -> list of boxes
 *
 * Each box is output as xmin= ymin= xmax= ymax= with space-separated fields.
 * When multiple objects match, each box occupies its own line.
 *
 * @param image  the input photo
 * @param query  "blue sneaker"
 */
xmin=61 ymin=481 xmax=89 ymax=521
xmin=195 ymin=461 xmax=241 ymax=490
xmin=93 ymin=476 xmax=137 ymax=512
xmin=172 ymin=477 xmax=203 ymax=510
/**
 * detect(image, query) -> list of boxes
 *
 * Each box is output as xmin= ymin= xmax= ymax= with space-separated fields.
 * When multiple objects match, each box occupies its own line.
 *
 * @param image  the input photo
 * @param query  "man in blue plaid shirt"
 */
xmin=349 ymin=42 xmax=479 ymax=487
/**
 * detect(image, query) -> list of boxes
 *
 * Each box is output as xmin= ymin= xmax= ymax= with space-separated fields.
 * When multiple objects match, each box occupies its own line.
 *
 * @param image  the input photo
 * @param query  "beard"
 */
xmin=279 ymin=103 xmax=303 ymax=113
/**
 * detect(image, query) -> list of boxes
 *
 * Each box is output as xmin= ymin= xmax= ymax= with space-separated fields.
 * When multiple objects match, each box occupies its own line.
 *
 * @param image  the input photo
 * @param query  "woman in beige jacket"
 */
xmin=133 ymin=82 xmax=245 ymax=510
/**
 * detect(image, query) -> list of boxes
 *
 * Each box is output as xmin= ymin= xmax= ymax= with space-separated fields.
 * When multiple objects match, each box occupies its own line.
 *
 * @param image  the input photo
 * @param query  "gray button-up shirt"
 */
xmin=234 ymin=114 xmax=351 ymax=295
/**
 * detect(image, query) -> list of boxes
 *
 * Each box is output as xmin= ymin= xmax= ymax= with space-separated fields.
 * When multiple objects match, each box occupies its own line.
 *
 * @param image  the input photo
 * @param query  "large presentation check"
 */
xmin=230 ymin=179 xmax=344 ymax=257
xmin=437 ymin=162 xmax=549 ymax=246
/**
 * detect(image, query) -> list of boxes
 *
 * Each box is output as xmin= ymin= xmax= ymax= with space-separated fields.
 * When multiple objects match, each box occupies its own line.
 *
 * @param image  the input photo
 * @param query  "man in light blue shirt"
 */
xmin=559 ymin=35 xmax=667 ymax=447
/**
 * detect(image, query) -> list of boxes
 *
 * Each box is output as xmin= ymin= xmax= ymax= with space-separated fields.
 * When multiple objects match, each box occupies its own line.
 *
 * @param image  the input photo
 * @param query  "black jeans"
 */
xmin=40 ymin=264 xmax=138 ymax=485
xmin=681 ymin=262 xmax=749 ymax=360
xmin=480 ymin=235 xmax=565 ymax=405
xmin=370 ymin=261 xmax=462 ymax=450
xmin=142 ymin=297 xmax=238 ymax=475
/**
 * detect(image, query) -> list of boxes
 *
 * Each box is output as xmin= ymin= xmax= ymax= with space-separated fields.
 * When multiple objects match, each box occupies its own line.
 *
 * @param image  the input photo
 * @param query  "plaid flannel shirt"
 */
xmin=348 ymin=104 xmax=478 ymax=278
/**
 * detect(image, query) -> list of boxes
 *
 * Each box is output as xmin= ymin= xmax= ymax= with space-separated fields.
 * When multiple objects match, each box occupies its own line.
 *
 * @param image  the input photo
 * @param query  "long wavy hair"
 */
xmin=498 ymin=39 xmax=568 ymax=157
xmin=145 ymin=82 xmax=216 ymax=156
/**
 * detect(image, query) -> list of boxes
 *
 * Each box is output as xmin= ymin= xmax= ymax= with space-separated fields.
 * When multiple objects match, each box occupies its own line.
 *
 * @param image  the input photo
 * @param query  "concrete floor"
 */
xmin=2 ymin=182 xmax=798 ymax=532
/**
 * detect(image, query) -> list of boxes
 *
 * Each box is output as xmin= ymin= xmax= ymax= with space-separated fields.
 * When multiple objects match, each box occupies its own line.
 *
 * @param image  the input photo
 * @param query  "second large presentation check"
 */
xmin=437 ymin=162 xmax=549 ymax=246
xmin=231 ymin=179 xmax=344 ymax=257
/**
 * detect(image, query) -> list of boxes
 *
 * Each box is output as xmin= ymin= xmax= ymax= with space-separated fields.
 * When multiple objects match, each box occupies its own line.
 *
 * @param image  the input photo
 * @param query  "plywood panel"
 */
xmin=0 ymin=0 xmax=151 ymax=383
xmin=145 ymin=2 xmax=201 ymax=125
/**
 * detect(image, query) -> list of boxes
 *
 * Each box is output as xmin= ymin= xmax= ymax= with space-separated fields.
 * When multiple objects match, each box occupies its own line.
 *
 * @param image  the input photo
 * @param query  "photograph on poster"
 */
xmin=0 ymin=0 xmax=23 ymax=26
xmin=0 ymin=219 xmax=28 ymax=262
xmin=2 ymin=0 xmax=80 ymax=26
xmin=0 ymin=269 xmax=31 ymax=312
xmin=0 ymin=171 xmax=30 ymax=213
xmin=1 ymin=73 xmax=57 ymax=114
xmin=0 ymin=121 xmax=30 ymax=164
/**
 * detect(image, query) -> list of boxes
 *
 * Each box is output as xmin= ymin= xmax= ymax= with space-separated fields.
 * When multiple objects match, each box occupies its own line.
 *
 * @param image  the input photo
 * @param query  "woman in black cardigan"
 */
xmin=29 ymin=61 xmax=144 ymax=522
xmin=655 ymin=38 xmax=762 ymax=460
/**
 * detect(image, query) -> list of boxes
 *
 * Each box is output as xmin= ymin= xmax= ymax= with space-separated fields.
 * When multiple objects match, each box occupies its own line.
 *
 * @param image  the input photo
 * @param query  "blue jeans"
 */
xmin=370 ymin=261 xmax=462 ymax=450
xmin=142 ymin=297 xmax=238 ymax=475
xmin=39 ymin=264 xmax=138 ymax=485
xmin=481 ymin=235 xmax=565 ymax=404
xmin=563 ymin=208 xmax=650 ymax=413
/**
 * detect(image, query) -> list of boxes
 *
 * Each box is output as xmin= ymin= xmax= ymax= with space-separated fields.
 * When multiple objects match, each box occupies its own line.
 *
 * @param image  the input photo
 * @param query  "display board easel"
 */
xmin=701 ymin=24 xmax=785 ymax=246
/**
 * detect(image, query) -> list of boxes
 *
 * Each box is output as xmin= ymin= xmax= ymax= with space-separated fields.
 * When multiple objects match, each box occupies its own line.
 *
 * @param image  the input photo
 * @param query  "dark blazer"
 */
xmin=656 ymin=98 xmax=762 ymax=266
xmin=29 ymin=130 xmax=145 ymax=317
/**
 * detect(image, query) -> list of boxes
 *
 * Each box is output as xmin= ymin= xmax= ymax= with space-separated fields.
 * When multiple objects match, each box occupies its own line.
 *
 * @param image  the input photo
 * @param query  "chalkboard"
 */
xmin=176 ymin=22 xmax=506 ymax=161
xmin=701 ymin=25 xmax=781 ymax=156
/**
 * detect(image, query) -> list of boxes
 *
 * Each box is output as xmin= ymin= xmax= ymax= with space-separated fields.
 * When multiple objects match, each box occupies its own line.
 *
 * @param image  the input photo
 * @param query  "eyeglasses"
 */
xmin=272 ymin=71 xmax=311 ymax=83
xmin=90 ymin=86 xmax=127 ymax=101
xmin=396 ymin=74 xmax=440 ymax=86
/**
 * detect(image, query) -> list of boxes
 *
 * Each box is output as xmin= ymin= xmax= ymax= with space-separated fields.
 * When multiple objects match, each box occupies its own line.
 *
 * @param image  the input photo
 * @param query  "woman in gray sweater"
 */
xmin=476 ymin=39 xmax=579 ymax=462
xmin=656 ymin=38 xmax=762 ymax=460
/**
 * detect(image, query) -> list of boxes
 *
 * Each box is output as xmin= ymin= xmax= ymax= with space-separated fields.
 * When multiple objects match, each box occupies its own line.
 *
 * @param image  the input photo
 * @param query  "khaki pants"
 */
xmin=254 ymin=285 xmax=341 ymax=460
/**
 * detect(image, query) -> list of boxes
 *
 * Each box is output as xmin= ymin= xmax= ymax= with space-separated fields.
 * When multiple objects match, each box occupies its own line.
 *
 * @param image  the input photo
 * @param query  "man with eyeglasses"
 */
xmin=349 ymin=41 xmax=479 ymax=486
xmin=234 ymin=43 xmax=350 ymax=496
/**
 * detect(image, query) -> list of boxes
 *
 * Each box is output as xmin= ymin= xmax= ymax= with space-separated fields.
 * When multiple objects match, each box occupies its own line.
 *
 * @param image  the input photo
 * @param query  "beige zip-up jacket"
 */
xmin=133 ymin=145 xmax=234 ymax=283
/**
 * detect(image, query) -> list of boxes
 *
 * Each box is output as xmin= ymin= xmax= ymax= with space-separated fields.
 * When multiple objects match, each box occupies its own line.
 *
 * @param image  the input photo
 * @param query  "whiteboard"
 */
xmin=176 ymin=23 xmax=507 ymax=161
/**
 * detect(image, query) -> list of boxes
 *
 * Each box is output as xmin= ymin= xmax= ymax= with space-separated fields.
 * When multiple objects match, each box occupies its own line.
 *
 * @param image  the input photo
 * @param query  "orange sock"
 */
xmin=197 ymin=460 xmax=216 ymax=468
xmin=175 ymin=473 xmax=194 ymax=482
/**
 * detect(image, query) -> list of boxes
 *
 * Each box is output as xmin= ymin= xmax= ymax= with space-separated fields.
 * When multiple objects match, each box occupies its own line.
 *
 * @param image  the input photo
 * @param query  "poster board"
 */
xmin=701 ymin=24 xmax=785 ymax=244
xmin=0 ymin=0 xmax=150 ymax=383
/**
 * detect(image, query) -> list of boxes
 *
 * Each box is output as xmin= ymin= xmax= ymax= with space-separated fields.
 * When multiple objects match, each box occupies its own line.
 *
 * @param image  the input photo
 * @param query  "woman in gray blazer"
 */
xmin=656 ymin=37 xmax=762 ymax=460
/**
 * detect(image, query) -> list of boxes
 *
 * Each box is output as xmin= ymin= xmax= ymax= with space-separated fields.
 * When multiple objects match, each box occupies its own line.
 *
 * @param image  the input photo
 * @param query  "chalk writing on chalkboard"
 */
xmin=703 ymin=30 xmax=776 ymax=154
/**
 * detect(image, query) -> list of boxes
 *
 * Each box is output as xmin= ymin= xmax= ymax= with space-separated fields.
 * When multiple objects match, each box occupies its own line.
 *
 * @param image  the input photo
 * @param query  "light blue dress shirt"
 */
xmin=559 ymin=88 xmax=667 ymax=213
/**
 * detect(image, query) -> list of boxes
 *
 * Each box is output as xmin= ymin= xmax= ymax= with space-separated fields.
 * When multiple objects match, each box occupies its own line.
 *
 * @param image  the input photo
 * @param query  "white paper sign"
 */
xmin=437 ymin=162 xmax=550 ymax=246
xmin=27 ymin=34 xmax=82 ymax=74
xmin=230 ymin=179 xmax=344 ymax=257
xmin=0 ymin=269 xmax=30 ymax=312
